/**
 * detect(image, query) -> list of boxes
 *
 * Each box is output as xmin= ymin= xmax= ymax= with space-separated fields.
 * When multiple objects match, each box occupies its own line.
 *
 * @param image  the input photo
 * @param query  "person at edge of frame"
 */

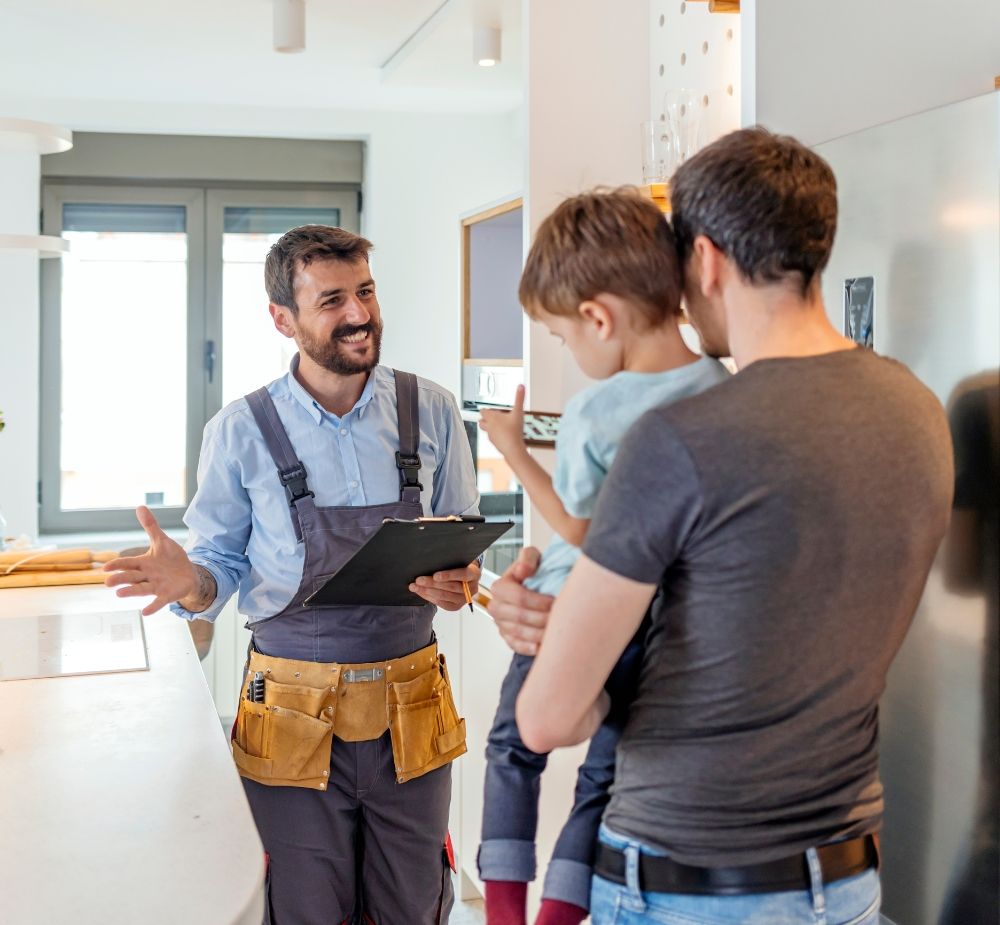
xmin=104 ymin=224 xmax=481 ymax=925
xmin=487 ymin=128 xmax=954 ymax=925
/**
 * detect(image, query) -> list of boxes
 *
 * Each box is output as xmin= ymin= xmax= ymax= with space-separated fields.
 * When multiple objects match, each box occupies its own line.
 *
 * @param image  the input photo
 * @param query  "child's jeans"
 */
xmin=478 ymin=631 xmax=645 ymax=910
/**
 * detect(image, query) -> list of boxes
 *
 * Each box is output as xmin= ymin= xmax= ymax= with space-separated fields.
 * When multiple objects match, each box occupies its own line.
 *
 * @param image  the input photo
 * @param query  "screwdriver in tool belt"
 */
xmin=246 ymin=671 xmax=265 ymax=702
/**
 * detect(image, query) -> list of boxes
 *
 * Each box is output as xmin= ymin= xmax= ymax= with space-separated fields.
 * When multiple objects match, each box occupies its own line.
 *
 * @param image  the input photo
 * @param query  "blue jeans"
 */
xmin=479 ymin=631 xmax=647 ymax=909
xmin=590 ymin=825 xmax=882 ymax=925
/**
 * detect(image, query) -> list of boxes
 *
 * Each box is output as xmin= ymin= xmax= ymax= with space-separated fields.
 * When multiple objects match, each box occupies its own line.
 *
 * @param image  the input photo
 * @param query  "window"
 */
xmin=41 ymin=184 xmax=359 ymax=531
xmin=211 ymin=198 xmax=343 ymax=405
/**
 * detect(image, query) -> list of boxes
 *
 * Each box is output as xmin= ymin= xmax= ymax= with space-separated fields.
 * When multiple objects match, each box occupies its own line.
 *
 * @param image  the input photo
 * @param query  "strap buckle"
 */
xmin=342 ymin=667 xmax=385 ymax=683
xmin=279 ymin=463 xmax=314 ymax=506
xmin=395 ymin=451 xmax=423 ymax=491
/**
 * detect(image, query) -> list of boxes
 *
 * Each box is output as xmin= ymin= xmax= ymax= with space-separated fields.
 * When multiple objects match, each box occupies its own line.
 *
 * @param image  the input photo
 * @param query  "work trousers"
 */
xmin=245 ymin=729 xmax=454 ymax=925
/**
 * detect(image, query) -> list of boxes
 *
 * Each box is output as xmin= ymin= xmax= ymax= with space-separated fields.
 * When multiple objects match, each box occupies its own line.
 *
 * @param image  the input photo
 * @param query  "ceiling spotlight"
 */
xmin=474 ymin=26 xmax=501 ymax=67
xmin=274 ymin=0 xmax=305 ymax=54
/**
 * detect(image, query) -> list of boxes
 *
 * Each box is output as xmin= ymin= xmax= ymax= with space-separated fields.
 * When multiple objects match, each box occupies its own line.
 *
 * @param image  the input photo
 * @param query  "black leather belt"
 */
xmin=594 ymin=834 xmax=879 ymax=896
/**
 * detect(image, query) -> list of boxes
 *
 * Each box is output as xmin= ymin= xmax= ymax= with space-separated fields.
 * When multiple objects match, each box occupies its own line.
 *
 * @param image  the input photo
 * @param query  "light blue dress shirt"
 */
xmin=525 ymin=356 xmax=731 ymax=596
xmin=171 ymin=358 xmax=479 ymax=623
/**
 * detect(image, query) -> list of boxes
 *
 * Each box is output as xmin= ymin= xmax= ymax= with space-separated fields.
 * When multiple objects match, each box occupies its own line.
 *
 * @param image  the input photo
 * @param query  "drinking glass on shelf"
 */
xmin=640 ymin=120 xmax=672 ymax=185
xmin=663 ymin=88 xmax=702 ymax=168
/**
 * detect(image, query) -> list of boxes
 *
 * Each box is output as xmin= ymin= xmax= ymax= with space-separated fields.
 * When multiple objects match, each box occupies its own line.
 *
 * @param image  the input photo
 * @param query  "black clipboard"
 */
xmin=304 ymin=517 xmax=514 ymax=607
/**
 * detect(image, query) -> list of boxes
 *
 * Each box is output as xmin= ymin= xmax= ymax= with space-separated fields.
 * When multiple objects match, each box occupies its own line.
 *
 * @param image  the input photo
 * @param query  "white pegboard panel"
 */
xmin=649 ymin=1 xmax=741 ymax=156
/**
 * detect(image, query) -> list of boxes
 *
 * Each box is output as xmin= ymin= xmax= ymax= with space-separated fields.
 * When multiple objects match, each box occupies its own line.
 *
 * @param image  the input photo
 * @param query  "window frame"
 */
xmin=40 ymin=182 xmax=360 ymax=533
xmin=203 ymin=186 xmax=359 ymax=415
xmin=40 ymin=183 xmax=207 ymax=533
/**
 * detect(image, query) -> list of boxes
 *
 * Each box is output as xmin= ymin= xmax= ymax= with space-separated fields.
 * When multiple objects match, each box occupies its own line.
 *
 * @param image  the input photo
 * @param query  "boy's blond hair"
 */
xmin=519 ymin=188 xmax=683 ymax=326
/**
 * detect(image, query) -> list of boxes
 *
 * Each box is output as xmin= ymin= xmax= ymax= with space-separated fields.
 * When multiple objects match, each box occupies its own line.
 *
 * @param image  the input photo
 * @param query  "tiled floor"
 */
xmin=447 ymin=870 xmax=486 ymax=923
xmin=450 ymin=897 xmax=485 ymax=924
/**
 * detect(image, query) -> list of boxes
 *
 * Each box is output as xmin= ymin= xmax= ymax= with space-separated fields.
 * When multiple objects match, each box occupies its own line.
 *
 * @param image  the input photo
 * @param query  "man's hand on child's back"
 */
xmin=488 ymin=546 xmax=554 ymax=655
xmin=479 ymin=384 xmax=528 ymax=462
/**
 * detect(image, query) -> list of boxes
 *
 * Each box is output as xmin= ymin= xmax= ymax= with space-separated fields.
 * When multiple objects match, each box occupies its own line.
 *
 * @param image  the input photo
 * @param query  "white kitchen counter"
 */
xmin=0 ymin=586 xmax=265 ymax=925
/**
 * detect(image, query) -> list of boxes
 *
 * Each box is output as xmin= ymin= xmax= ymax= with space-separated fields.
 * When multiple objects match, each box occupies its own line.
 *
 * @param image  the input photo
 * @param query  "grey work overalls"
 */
xmin=241 ymin=370 xmax=455 ymax=925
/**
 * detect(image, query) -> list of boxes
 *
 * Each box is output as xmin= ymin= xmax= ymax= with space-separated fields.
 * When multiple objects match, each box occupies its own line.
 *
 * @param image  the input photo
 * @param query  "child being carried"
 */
xmin=478 ymin=188 xmax=730 ymax=925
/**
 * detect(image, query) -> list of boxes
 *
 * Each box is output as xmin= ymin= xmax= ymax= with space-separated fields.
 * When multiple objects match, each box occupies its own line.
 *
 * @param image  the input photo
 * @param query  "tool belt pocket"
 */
xmin=232 ymin=681 xmax=334 ymax=791
xmin=263 ymin=679 xmax=328 ymax=717
xmin=387 ymin=654 xmax=466 ymax=784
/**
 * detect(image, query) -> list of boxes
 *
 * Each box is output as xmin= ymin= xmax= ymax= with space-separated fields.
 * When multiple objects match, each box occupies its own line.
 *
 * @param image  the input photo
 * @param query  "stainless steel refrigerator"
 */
xmin=817 ymin=91 xmax=999 ymax=925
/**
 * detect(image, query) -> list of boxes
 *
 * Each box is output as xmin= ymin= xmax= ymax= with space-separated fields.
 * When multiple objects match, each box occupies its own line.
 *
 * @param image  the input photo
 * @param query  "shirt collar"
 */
xmin=284 ymin=353 xmax=380 ymax=425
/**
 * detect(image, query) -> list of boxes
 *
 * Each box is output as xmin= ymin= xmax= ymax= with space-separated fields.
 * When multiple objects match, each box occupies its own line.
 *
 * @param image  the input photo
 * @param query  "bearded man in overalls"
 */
xmin=105 ymin=225 xmax=481 ymax=924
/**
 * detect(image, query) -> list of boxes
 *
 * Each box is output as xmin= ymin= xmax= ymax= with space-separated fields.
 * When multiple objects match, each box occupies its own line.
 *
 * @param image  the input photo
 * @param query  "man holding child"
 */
xmin=486 ymin=128 xmax=953 ymax=925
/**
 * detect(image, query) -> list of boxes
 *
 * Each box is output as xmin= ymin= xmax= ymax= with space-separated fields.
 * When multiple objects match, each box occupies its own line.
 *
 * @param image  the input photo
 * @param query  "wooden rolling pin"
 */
xmin=0 ymin=548 xmax=118 ymax=575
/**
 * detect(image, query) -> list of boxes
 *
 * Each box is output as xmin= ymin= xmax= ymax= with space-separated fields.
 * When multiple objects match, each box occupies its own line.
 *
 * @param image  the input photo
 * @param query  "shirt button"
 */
xmin=350 ymin=480 xmax=358 ymax=489
xmin=340 ymin=428 xmax=348 ymax=436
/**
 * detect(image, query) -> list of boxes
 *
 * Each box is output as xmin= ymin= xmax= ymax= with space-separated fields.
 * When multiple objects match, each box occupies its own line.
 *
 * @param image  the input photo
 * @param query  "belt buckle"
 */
xmin=342 ymin=667 xmax=385 ymax=683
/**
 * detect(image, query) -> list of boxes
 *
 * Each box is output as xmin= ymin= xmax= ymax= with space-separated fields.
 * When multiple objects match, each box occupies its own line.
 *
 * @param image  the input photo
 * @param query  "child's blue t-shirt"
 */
xmin=524 ymin=356 xmax=731 ymax=596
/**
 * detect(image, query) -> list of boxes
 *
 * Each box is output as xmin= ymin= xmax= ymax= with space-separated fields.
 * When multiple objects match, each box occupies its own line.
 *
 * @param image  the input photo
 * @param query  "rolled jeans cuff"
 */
xmin=478 ymin=838 xmax=537 ymax=883
xmin=542 ymin=858 xmax=593 ymax=910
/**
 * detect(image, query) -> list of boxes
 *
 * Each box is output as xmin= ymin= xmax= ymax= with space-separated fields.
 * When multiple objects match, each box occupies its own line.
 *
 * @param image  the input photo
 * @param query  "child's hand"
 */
xmin=479 ymin=384 xmax=527 ymax=459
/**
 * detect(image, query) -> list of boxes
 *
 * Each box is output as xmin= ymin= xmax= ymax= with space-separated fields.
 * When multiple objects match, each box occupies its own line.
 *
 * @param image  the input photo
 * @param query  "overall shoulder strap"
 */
xmin=392 ymin=370 xmax=423 ymax=505
xmin=245 ymin=387 xmax=314 ymax=542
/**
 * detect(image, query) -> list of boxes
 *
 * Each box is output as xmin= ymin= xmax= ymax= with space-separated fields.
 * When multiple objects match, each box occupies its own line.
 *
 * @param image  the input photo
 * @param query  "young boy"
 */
xmin=477 ymin=189 xmax=730 ymax=925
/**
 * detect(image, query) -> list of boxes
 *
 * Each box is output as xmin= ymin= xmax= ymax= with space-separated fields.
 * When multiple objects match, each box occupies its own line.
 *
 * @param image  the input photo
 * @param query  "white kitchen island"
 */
xmin=0 ymin=586 xmax=265 ymax=925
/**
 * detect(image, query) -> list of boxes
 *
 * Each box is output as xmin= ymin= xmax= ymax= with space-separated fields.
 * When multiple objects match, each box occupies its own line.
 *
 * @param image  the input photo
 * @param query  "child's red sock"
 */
xmin=533 ymin=898 xmax=588 ymax=925
xmin=485 ymin=880 xmax=528 ymax=925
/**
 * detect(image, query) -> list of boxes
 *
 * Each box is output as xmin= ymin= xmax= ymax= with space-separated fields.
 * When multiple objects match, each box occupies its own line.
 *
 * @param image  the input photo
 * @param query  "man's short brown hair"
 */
xmin=265 ymin=225 xmax=374 ymax=312
xmin=670 ymin=128 xmax=837 ymax=296
xmin=519 ymin=188 xmax=682 ymax=325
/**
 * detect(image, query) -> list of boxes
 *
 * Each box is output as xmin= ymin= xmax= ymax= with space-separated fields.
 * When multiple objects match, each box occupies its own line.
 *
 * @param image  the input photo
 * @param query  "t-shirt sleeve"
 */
xmin=582 ymin=411 xmax=702 ymax=584
xmin=552 ymin=397 xmax=607 ymax=519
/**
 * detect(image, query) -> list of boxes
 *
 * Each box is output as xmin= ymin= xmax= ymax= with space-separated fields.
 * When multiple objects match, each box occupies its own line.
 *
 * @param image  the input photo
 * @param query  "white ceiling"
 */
xmin=0 ymin=0 xmax=523 ymax=114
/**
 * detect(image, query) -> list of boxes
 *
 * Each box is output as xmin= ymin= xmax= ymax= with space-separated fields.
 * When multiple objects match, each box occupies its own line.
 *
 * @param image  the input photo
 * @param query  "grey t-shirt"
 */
xmin=582 ymin=348 xmax=954 ymax=866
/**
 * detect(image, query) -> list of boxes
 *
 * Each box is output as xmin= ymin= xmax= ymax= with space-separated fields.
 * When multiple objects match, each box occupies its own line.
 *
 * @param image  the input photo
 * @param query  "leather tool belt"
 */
xmin=232 ymin=641 xmax=467 ymax=790
xmin=594 ymin=833 xmax=879 ymax=896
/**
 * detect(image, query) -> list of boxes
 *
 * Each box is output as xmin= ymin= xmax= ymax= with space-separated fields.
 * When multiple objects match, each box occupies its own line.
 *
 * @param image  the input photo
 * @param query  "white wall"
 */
xmin=366 ymin=109 xmax=523 ymax=392
xmin=522 ymin=0 xmax=650 ymax=508
xmin=0 ymin=150 xmax=42 ymax=541
xmin=0 ymin=97 xmax=522 ymax=539
xmin=650 ymin=0 xmax=741 ymax=148
xmin=744 ymin=0 xmax=1000 ymax=144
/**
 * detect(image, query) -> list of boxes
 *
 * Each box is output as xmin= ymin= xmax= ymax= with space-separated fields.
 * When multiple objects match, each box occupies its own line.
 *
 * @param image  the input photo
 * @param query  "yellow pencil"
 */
xmin=462 ymin=581 xmax=474 ymax=612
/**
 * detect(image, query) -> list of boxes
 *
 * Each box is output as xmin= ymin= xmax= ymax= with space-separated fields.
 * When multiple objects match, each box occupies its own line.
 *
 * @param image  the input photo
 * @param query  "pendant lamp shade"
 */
xmin=474 ymin=26 xmax=501 ymax=67
xmin=274 ymin=0 xmax=305 ymax=53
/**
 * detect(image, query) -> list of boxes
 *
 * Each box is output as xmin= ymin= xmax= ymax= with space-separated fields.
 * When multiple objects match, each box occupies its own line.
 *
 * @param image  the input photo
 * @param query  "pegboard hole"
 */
xmin=660 ymin=112 xmax=666 ymax=122
xmin=727 ymin=84 xmax=734 ymax=96
xmin=727 ymin=28 xmax=734 ymax=40
xmin=703 ymin=95 xmax=710 ymax=107
xmin=680 ymin=52 xmax=687 ymax=65
xmin=659 ymin=64 xmax=664 ymax=76
xmin=702 ymin=41 xmax=709 ymax=54
xmin=659 ymin=13 xmax=665 ymax=26
xmin=680 ymin=1 xmax=686 ymax=14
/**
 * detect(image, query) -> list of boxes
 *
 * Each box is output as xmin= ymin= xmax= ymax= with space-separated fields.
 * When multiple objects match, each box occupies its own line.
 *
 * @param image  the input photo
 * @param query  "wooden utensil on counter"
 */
xmin=0 ymin=548 xmax=119 ymax=588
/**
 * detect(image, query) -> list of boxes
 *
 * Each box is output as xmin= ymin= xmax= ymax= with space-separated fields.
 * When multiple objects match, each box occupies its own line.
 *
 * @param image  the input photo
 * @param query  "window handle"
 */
xmin=205 ymin=339 xmax=216 ymax=383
